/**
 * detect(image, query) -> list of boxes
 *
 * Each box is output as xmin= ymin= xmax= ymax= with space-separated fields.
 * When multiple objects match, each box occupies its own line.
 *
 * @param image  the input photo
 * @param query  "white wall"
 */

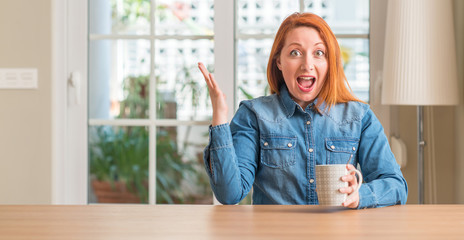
xmin=0 ymin=0 xmax=52 ymax=204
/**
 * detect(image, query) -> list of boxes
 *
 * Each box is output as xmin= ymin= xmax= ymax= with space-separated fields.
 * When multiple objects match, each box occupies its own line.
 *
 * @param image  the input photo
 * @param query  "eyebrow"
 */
xmin=287 ymin=42 xmax=325 ymax=48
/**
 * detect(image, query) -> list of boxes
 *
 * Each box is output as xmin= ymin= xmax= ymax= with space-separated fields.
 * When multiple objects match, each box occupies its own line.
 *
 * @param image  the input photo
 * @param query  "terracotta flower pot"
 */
xmin=91 ymin=180 xmax=141 ymax=203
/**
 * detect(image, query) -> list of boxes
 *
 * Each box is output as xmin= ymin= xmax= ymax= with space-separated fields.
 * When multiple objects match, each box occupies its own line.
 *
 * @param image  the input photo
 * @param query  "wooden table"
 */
xmin=0 ymin=204 xmax=463 ymax=239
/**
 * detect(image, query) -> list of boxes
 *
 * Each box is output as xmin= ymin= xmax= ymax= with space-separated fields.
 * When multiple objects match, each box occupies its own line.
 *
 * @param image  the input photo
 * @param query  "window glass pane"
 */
xmin=237 ymin=0 xmax=299 ymax=35
xmin=89 ymin=125 xmax=149 ymax=204
xmin=155 ymin=39 xmax=213 ymax=120
xmin=304 ymin=0 xmax=369 ymax=34
xmin=89 ymin=39 xmax=151 ymax=119
xmin=154 ymin=0 xmax=214 ymax=36
xmin=156 ymin=126 xmax=212 ymax=204
xmin=338 ymin=38 xmax=369 ymax=102
xmin=89 ymin=0 xmax=150 ymax=35
xmin=236 ymin=39 xmax=273 ymax=103
xmin=236 ymin=0 xmax=370 ymax=106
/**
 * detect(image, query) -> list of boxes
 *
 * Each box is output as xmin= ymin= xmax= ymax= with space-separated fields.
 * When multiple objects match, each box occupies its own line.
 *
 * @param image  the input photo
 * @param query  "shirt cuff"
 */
xmin=208 ymin=123 xmax=233 ymax=149
xmin=357 ymin=184 xmax=378 ymax=209
xmin=203 ymin=123 xmax=233 ymax=185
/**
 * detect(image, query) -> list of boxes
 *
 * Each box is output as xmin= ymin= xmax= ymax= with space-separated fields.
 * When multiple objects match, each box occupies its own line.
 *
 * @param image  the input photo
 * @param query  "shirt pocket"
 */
xmin=260 ymin=135 xmax=297 ymax=169
xmin=325 ymin=138 xmax=359 ymax=164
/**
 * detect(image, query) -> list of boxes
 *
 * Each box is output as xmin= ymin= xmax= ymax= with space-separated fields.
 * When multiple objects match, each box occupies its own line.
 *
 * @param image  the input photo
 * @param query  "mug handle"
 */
xmin=348 ymin=169 xmax=363 ymax=192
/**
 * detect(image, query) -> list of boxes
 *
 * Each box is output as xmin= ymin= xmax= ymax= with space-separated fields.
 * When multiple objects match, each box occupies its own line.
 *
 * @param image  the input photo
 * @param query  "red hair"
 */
xmin=267 ymin=12 xmax=363 ymax=112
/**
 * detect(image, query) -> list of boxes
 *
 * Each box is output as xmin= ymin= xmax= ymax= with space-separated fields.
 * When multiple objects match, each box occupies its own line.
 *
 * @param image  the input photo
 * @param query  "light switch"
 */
xmin=0 ymin=68 xmax=38 ymax=89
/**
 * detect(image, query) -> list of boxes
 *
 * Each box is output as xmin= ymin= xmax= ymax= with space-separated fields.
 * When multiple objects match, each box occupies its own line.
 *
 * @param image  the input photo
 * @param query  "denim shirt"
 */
xmin=203 ymin=85 xmax=408 ymax=208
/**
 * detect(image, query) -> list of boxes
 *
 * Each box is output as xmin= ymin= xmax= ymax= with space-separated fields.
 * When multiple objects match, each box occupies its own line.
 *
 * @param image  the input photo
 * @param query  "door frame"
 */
xmin=52 ymin=0 xmax=88 ymax=204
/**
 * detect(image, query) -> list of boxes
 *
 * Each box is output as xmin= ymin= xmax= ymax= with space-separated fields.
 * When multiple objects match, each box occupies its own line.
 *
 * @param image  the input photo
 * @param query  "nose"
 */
xmin=300 ymin=55 xmax=315 ymax=71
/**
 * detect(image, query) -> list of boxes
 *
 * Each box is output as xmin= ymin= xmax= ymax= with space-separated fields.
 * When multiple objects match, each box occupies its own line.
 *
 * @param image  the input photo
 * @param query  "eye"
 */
xmin=315 ymin=50 xmax=325 ymax=57
xmin=290 ymin=50 xmax=302 ymax=57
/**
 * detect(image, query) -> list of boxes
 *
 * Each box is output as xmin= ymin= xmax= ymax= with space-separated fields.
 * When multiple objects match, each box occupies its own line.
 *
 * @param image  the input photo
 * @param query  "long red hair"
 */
xmin=267 ymin=12 xmax=363 ymax=112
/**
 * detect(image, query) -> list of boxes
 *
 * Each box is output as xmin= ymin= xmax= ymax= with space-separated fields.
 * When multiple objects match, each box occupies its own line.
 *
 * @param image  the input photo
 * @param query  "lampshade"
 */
xmin=382 ymin=0 xmax=459 ymax=106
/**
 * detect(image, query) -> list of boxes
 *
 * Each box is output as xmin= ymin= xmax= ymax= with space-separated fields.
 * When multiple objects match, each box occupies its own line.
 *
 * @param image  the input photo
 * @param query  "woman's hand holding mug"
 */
xmin=340 ymin=164 xmax=361 ymax=208
xmin=316 ymin=163 xmax=363 ymax=208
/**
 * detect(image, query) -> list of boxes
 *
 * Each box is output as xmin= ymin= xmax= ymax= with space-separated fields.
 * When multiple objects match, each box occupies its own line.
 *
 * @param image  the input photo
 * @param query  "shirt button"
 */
xmin=287 ymin=143 xmax=293 ymax=147
xmin=309 ymin=179 xmax=315 ymax=183
xmin=309 ymin=148 xmax=313 ymax=153
xmin=264 ymin=142 xmax=269 ymax=146
xmin=306 ymin=121 xmax=311 ymax=125
xmin=352 ymin=147 xmax=356 ymax=151
xmin=331 ymin=145 xmax=335 ymax=150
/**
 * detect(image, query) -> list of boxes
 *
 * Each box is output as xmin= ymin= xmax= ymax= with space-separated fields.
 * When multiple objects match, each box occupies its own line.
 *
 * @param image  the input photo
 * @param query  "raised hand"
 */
xmin=198 ymin=62 xmax=228 ymax=126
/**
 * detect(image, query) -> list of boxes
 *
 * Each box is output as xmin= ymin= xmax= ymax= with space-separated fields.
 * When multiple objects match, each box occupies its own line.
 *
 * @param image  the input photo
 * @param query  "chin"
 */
xmin=301 ymin=94 xmax=316 ymax=102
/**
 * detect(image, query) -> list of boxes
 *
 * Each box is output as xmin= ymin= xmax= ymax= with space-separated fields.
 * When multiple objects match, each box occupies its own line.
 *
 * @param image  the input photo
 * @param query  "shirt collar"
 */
xmin=279 ymin=85 xmax=299 ymax=117
xmin=279 ymin=85 xmax=322 ymax=117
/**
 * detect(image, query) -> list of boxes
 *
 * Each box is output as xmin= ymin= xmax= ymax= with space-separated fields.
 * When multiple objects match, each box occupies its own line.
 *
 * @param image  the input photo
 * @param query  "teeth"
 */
xmin=299 ymin=77 xmax=314 ymax=81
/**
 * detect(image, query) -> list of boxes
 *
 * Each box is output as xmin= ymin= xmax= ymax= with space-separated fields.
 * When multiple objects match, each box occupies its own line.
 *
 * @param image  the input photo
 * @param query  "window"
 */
xmin=88 ymin=0 xmax=214 ymax=204
xmin=84 ymin=0 xmax=369 ymax=205
xmin=236 ymin=0 xmax=369 ymax=103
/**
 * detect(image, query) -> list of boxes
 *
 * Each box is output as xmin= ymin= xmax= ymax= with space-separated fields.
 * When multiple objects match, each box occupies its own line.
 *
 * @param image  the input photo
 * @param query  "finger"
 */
xmin=198 ymin=62 xmax=212 ymax=85
xmin=346 ymin=164 xmax=355 ymax=170
xmin=344 ymin=191 xmax=360 ymax=207
xmin=339 ymin=186 xmax=354 ymax=194
xmin=209 ymin=73 xmax=219 ymax=90
xmin=342 ymin=197 xmax=353 ymax=207
xmin=341 ymin=174 xmax=355 ymax=182
xmin=198 ymin=62 xmax=210 ymax=77
xmin=343 ymin=196 xmax=358 ymax=208
xmin=209 ymin=74 xmax=226 ymax=100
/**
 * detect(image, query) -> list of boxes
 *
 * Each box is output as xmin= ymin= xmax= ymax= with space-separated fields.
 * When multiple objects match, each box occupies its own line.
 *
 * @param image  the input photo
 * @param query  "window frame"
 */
xmin=52 ymin=0 xmax=88 ymax=204
xmin=52 ymin=0 xmax=387 ymax=204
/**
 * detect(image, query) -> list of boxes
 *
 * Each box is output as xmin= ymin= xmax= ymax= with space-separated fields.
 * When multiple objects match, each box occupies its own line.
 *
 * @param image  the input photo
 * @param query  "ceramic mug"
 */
xmin=315 ymin=164 xmax=363 ymax=206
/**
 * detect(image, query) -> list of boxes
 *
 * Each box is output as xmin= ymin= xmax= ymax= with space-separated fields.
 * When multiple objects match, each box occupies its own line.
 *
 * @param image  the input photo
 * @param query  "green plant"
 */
xmin=89 ymin=74 xmax=204 ymax=204
xmin=89 ymin=125 xmax=149 ymax=202
xmin=111 ymin=0 xmax=150 ymax=32
xmin=155 ymin=127 xmax=195 ymax=203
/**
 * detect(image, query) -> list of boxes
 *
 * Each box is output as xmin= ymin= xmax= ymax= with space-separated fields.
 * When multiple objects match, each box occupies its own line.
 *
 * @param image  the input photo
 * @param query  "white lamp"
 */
xmin=382 ymin=0 xmax=459 ymax=204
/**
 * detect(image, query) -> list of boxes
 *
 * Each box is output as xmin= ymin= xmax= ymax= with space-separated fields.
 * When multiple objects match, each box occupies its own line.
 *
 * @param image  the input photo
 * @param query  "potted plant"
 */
xmin=89 ymin=74 xmax=201 ymax=204
xmin=89 ymin=125 xmax=149 ymax=203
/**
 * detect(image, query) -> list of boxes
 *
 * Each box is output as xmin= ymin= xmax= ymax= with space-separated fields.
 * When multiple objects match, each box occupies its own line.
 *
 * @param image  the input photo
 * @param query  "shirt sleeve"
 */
xmin=203 ymin=102 xmax=259 ymax=204
xmin=356 ymin=108 xmax=408 ymax=209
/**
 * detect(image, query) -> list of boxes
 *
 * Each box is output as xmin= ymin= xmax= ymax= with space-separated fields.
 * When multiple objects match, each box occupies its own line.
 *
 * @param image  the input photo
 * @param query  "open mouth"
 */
xmin=297 ymin=76 xmax=315 ymax=92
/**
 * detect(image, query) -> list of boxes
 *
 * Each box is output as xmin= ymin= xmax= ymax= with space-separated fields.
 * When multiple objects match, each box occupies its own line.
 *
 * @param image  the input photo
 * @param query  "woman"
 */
xmin=198 ymin=12 xmax=407 ymax=208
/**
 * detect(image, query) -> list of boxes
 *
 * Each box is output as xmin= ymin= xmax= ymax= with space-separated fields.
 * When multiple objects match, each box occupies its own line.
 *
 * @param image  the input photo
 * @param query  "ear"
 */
xmin=276 ymin=57 xmax=282 ymax=70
